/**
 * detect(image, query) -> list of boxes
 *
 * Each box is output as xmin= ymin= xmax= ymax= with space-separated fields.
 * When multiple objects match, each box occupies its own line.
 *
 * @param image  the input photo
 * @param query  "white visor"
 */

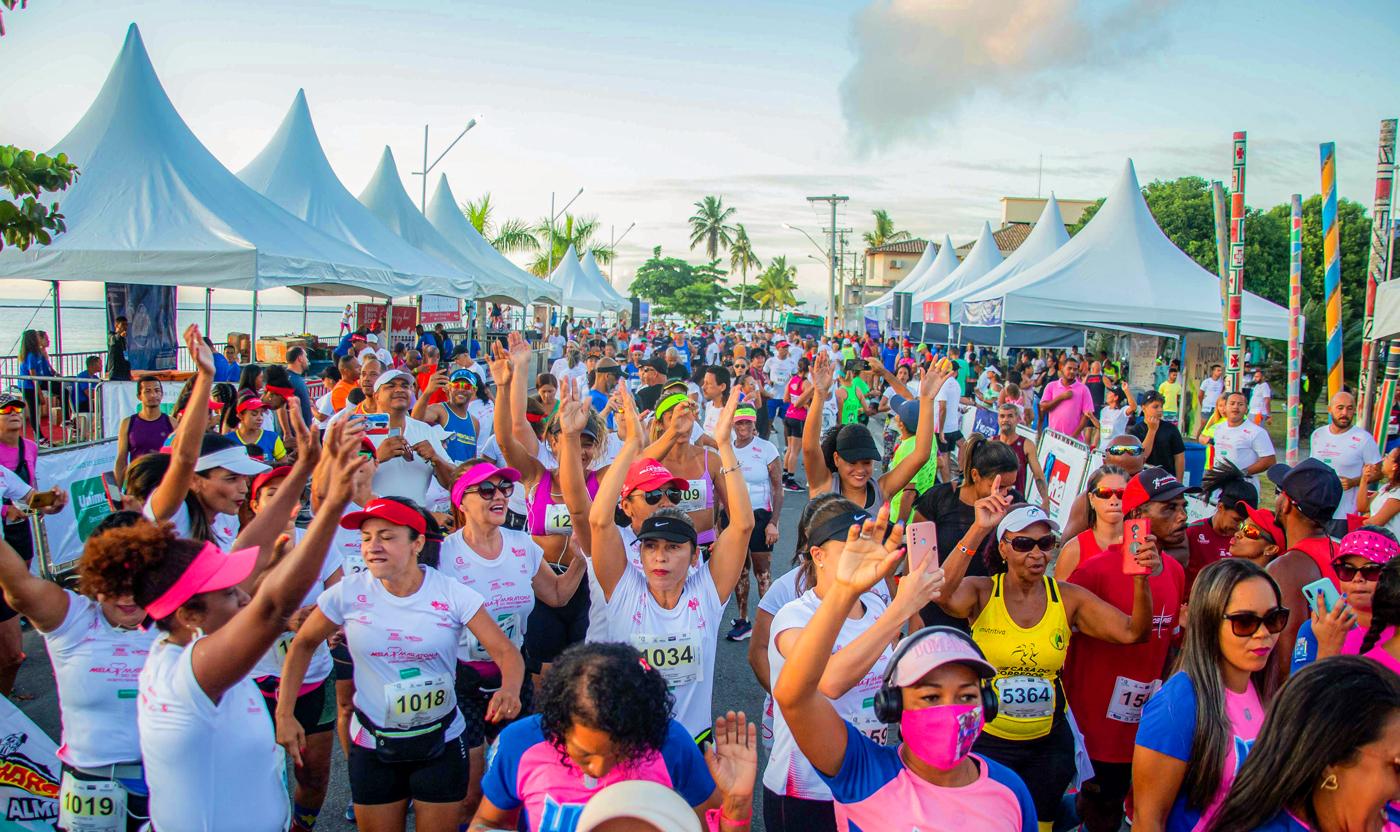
xmin=196 ymin=445 xmax=270 ymax=476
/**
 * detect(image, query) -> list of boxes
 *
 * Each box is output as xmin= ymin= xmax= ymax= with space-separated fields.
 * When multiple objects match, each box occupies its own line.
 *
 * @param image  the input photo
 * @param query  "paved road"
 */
xmin=13 ymin=423 xmax=836 ymax=830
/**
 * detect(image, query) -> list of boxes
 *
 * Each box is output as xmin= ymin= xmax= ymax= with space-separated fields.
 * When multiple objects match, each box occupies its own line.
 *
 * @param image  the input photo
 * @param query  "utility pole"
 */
xmin=807 ymin=194 xmax=849 ymax=333
xmin=413 ymin=119 xmax=479 ymax=213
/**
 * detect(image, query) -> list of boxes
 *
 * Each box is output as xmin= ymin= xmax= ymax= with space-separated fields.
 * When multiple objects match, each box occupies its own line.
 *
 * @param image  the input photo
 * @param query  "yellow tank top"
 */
xmin=971 ymin=574 xmax=1071 ymax=741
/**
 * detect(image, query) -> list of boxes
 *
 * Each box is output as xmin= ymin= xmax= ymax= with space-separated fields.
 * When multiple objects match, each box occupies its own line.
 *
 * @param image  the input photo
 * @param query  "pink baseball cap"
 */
xmin=621 ymin=458 xmax=686 ymax=498
xmin=145 ymin=542 xmax=259 ymax=620
xmin=891 ymin=627 xmax=997 ymax=687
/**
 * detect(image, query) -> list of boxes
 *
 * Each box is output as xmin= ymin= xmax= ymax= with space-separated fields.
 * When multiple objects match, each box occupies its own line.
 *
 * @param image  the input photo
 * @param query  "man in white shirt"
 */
xmin=704 ymin=338 xmax=722 ymax=367
xmin=1212 ymin=390 xmax=1277 ymax=488
xmin=699 ymin=365 xmax=730 ymax=439
xmin=547 ymin=327 xmax=566 ymax=361
xmin=933 ymin=371 xmax=964 ymax=482
xmin=1198 ymin=363 xmax=1225 ymax=425
xmin=1309 ymin=391 xmax=1384 ymax=534
xmin=1247 ymin=367 xmax=1272 ymax=425
xmin=366 ymin=369 xmax=458 ymax=506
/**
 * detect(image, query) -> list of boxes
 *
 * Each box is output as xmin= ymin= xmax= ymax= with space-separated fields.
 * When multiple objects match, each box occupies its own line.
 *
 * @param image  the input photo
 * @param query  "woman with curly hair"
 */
xmin=470 ymin=642 xmax=758 ymax=832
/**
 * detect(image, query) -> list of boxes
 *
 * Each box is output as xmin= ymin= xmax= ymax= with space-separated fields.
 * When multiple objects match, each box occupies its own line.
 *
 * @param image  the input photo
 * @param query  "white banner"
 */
xmin=1024 ymin=429 xmax=1093 ymax=530
xmin=0 ymin=697 xmax=60 ymax=829
xmin=36 ymin=441 xmax=118 ymax=574
xmin=420 ymin=294 xmax=462 ymax=325
xmin=1128 ymin=334 xmax=1159 ymax=395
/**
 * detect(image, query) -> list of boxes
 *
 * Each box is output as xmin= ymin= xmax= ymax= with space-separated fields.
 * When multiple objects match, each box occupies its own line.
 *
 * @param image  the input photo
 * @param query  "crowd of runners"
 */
xmin=0 ymin=318 xmax=1398 ymax=832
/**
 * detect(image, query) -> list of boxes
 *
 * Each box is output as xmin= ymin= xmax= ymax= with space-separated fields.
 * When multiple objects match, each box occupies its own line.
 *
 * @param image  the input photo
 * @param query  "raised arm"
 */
xmin=0 ymin=535 xmax=68 ymax=632
xmin=555 ymin=379 xmax=596 ymax=554
xmin=803 ymin=354 xmax=834 ymax=495
xmin=492 ymin=337 xmax=543 ymax=483
xmin=878 ymin=365 xmax=948 ymax=497
xmin=1062 ymin=537 xmax=1158 ymax=644
xmin=708 ymin=388 xmax=755 ymax=604
xmin=147 ymin=326 xmax=214 ymax=523
xmin=935 ymin=486 xmax=1010 ymax=619
xmin=410 ymin=368 xmax=447 ymax=421
xmin=588 ymin=387 xmax=641 ymax=598
xmin=232 ymin=405 xmax=321 ymax=587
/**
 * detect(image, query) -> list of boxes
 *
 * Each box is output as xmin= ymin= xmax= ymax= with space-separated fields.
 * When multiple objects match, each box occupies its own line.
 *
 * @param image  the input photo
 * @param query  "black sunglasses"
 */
xmin=1223 ymin=607 xmax=1290 ymax=637
xmin=1008 ymin=534 xmax=1058 ymax=553
xmin=1332 ymin=560 xmax=1384 ymax=583
xmin=467 ymin=481 xmax=515 ymax=500
xmin=635 ymin=487 xmax=683 ymax=506
xmin=1105 ymin=444 xmax=1144 ymax=456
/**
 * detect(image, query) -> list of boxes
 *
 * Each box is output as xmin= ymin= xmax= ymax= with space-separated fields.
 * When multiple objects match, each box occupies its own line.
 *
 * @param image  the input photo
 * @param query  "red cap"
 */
xmin=251 ymin=466 xmax=294 ymax=501
xmin=340 ymin=497 xmax=426 ymax=535
xmin=1235 ymin=501 xmax=1285 ymax=547
xmin=265 ymin=385 xmax=295 ymax=399
xmin=236 ymin=397 xmax=267 ymax=414
xmin=622 ymin=458 xmax=687 ymax=498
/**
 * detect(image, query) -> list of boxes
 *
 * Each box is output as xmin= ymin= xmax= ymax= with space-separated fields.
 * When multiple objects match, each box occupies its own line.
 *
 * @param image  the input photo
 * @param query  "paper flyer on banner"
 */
xmin=36 ymin=441 xmax=118 ymax=575
xmin=1025 ymin=430 xmax=1092 ymax=528
xmin=0 ymin=697 xmax=60 ymax=830
xmin=419 ymin=295 xmax=461 ymax=325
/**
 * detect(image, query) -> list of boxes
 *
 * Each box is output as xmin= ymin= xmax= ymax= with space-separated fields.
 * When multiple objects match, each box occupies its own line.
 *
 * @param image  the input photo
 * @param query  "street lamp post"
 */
xmin=547 ymin=187 xmax=585 ymax=278
xmin=609 ymin=222 xmax=636 ymax=286
xmin=412 ymin=118 xmax=480 ymax=213
xmin=806 ymin=195 xmax=849 ymax=334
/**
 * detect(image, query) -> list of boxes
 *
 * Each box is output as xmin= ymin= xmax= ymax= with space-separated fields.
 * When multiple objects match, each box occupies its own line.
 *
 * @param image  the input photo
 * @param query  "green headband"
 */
xmin=655 ymin=392 xmax=690 ymax=420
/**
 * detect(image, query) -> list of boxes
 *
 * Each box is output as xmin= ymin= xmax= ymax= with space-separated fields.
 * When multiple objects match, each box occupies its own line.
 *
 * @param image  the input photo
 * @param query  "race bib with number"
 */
xmin=543 ymin=503 xmax=573 ymax=535
xmin=341 ymin=549 xmax=367 ymax=575
xmin=852 ymin=705 xmax=888 ymax=745
xmin=676 ymin=479 xmax=707 ymax=512
xmin=382 ymin=672 xmax=454 ymax=728
xmin=272 ymin=632 xmax=294 ymax=662
xmin=59 ymin=774 xmax=126 ymax=832
xmin=1106 ymin=676 xmax=1161 ymax=724
xmin=995 ymin=675 xmax=1055 ymax=720
xmin=468 ymin=612 xmax=522 ymax=660
xmin=633 ymin=633 xmax=702 ymax=687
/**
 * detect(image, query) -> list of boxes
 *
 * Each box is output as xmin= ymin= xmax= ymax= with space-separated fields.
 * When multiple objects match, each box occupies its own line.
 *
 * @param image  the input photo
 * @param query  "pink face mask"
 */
xmin=900 ymin=704 xmax=984 ymax=770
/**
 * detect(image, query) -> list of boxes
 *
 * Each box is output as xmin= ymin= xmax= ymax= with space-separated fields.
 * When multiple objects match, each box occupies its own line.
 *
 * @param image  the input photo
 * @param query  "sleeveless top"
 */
xmin=441 ymin=405 xmax=478 ymax=463
xmin=526 ymin=468 xmax=600 ymax=537
xmin=128 ymin=412 xmax=175 ymax=460
xmin=1002 ymin=435 xmax=1030 ymax=494
xmin=1290 ymin=536 xmax=1340 ymax=588
xmin=832 ymin=477 xmax=884 ymax=513
xmin=972 ymin=574 xmax=1071 ymax=741
xmin=676 ymin=455 xmax=718 ymax=546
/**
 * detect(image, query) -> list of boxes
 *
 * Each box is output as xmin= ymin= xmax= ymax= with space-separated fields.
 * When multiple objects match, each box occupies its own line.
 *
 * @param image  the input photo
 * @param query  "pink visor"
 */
xmin=1340 ymin=529 xmax=1400 ymax=565
xmin=145 ymin=542 xmax=258 ymax=620
xmin=451 ymin=463 xmax=522 ymax=507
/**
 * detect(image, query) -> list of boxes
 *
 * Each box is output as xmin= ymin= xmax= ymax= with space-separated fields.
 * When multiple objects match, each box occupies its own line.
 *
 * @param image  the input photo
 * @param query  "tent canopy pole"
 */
xmin=204 ymin=288 xmax=213 ymax=334
xmin=51 ymin=281 xmax=62 ymax=354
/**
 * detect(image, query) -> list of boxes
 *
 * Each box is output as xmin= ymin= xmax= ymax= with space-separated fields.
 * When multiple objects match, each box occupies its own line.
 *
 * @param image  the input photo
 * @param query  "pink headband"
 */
xmin=1340 ymin=530 xmax=1400 ymax=565
xmin=145 ymin=542 xmax=258 ymax=620
xmin=450 ymin=462 xmax=522 ymax=507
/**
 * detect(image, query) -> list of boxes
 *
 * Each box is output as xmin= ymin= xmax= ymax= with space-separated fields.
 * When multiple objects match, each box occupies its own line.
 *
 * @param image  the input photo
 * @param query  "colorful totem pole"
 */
xmin=1360 ymin=120 xmax=1397 ymax=428
xmin=1287 ymin=195 xmax=1303 ymax=465
xmin=1375 ymin=219 xmax=1400 ymax=445
xmin=1212 ymin=180 xmax=1230 ymax=333
xmin=1320 ymin=142 xmax=1344 ymax=400
xmin=1225 ymin=133 xmax=1246 ymax=393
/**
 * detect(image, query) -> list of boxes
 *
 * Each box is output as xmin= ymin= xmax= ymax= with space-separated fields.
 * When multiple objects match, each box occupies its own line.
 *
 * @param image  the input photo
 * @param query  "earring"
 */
xmin=1320 ymin=772 xmax=1339 ymax=791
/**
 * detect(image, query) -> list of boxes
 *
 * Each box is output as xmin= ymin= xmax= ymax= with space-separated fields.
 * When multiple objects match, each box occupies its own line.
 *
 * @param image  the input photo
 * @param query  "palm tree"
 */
xmin=527 ymin=213 xmax=615 ymax=277
xmin=729 ymin=224 xmax=761 ymax=321
xmin=862 ymin=209 xmax=912 ymax=249
xmin=754 ymin=256 xmax=799 ymax=322
xmin=688 ymin=196 xmax=737 ymax=260
xmin=462 ymin=193 xmax=495 ymax=237
xmin=462 ymin=193 xmax=539 ymax=253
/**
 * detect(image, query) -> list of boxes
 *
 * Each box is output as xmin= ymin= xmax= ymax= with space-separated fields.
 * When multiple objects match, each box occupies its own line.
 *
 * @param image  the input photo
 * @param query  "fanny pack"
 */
xmin=355 ymin=707 xmax=456 ymax=764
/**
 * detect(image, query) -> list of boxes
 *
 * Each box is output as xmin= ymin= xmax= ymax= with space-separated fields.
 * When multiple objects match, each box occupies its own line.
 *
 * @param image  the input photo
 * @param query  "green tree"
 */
xmin=729 ymin=224 xmax=761 ymax=320
xmin=688 ymin=195 xmax=736 ymax=260
xmin=0 ymin=145 xmax=78 ymax=252
xmin=862 ymin=208 xmax=911 ymax=249
xmin=461 ymin=193 xmax=539 ymax=254
xmin=753 ymin=256 xmax=800 ymax=322
xmin=461 ymin=192 xmax=495 ymax=237
xmin=526 ymin=214 xmax=614 ymax=277
xmin=630 ymin=247 xmax=731 ymax=321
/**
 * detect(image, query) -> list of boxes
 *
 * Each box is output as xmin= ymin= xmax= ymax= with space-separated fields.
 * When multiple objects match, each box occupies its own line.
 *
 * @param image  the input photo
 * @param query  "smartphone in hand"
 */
xmin=364 ymin=413 xmax=390 ymax=435
xmin=907 ymin=521 xmax=939 ymax=569
xmin=1302 ymin=577 xmax=1342 ymax=614
xmin=1122 ymin=518 xmax=1152 ymax=576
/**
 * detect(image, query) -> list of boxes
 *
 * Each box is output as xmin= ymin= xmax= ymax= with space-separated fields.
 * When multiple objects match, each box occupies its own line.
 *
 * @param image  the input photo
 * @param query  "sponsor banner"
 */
xmin=419 ymin=295 xmax=461 ymax=325
xmin=36 ymin=440 xmax=118 ymax=574
xmin=101 ymin=381 xmax=182 ymax=439
xmin=0 ymin=696 xmax=60 ymax=829
xmin=105 ymin=283 xmax=178 ymax=372
xmin=356 ymin=304 xmax=418 ymax=347
xmin=923 ymin=301 xmax=950 ymax=325
xmin=1024 ymin=429 xmax=1092 ymax=529
xmin=961 ymin=298 xmax=1004 ymax=327
xmin=970 ymin=407 xmax=999 ymax=438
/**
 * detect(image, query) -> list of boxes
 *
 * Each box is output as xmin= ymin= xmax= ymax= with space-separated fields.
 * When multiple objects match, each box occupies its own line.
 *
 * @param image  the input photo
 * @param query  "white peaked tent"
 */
xmin=550 ymin=245 xmax=624 ymax=315
xmin=914 ymin=222 xmax=1003 ymax=306
xmin=580 ymin=250 xmax=629 ymax=307
xmin=357 ymin=147 xmax=503 ymax=300
xmin=865 ymin=235 xmax=959 ymax=312
xmin=237 ymin=90 xmax=467 ymax=298
xmin=0 ymin=24 xmax=397 ymax=295
xmin=942 ymin=195 xmax=1070 ymax=316
xmin=1375 ymin=282 xmax=1400 ymax=340
xmin=963 ymin=160 xmax=1289 ymax=338
xmin=425 ymin=176 xmax=562 ymax=306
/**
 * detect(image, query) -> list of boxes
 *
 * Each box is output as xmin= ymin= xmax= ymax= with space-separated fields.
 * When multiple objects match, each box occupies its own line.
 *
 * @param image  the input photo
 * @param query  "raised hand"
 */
xmin=557 ymin=379 xmax=590 ymax=436
xmin=834 ymin=505 xmax=905 ymax=593
xmin=322 ymin=418 xmax=369 ymax=508
xmin=811 ymin=352 xmax=834 ymax=394
xmin=704 ymin=711 xmax=757 ymax=806
xmin=185 ymin=325 xmax=215 ymax=376
xmin=920 ymin=364 xmax=949 ymax=402
xmin=972 ymin=474 xmax=1013 ymax=531
xmin=893 ymin=549 xmax=946 ymax=615
xmin=506 ymin=331 xmax=532 ymax=368
xmin=713 ymin=385 xmax=741 ymax=446
xmin=287 ymin=403 xmax=319 ymax=471
xmin=615 ymin=379 xmax=643 ymax=447
xmin=488 ymin=341 xmax=513 ymax=388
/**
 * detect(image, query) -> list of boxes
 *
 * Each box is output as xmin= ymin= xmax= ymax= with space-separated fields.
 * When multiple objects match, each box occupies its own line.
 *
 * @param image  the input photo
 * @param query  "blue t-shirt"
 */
xmin=1248 ymin=812 xmax=1310 ymax=831
xmin=417 ymin=334 xmax=439 ymax=353
xmin=587 ymin=389 xmax=615 ymax=430
xmin=334 ymin=333 xmax=356 ymax=359
xmin=880 ymin=346 xmax=898 ymax=372
xmin=1291 ymin=619 xmax=1320 ymax=675
xmin=17 ymin=353 xmax=54 ymax=392
xmin=481 ymin=715 xmax=713 ymax=832
xmin=816 ymin=721 xmax=1035 ymax=832
xmin=210 ymin=352 xmax=240 ymax=383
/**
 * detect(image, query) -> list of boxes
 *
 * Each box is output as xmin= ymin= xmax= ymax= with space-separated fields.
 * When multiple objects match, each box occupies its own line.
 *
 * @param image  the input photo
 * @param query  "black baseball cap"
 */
xmin=1268 ymin=458 xmax=1343 ymax=525
xmin=643 ymin=357 xmax=668 ymax=374
xmin=834 ymin=425 xmax=880 ymax=463
xmin=1122 ymin=466 xmax=1200 ymax=514
xmin=636 ymin=514 xmax=698 ymax=546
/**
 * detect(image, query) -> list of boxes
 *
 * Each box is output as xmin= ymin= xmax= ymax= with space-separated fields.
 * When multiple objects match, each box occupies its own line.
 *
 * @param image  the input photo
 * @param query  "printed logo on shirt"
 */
xmin=537 ymin=795 xmax=585 ymax=832
xmin=430 ymin=600 xmax=449 ymax=612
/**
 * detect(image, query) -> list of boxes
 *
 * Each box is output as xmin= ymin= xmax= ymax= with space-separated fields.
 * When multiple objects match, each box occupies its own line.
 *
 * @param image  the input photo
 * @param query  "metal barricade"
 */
xmin=0 ymin=373 xmax=108 ymax=449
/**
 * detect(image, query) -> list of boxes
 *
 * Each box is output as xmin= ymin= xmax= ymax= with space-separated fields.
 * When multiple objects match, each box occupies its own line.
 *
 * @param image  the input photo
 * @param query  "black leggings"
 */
xmin=762 ymin=787 xmax=836 ymax=832
xmin=972 ymin=716 xmax=1076 ymax=824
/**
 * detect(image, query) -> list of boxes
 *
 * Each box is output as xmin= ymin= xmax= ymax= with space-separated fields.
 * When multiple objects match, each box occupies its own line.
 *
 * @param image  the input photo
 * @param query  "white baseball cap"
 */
xmin=995 ymin=503 xmax=1060 ymax=539
xmin=576 ymin=780 xmax=702 ymax=832
xmin=373 ymin=369 xmax=414 ymax=393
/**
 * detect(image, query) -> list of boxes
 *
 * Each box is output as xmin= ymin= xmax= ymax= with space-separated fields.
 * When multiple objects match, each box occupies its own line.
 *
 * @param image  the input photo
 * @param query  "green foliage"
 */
xmin=0 ymin=145 xmax=79 ymax=252
xmin=729 ymin=224 xmax=761 ymax=317
xmin=461 ymin=193 xmax=494 ymax=237
xmin=461 ymin=193 xmax=539 ymax=254
xmin=688 ymin=195 xmax=736 ymax=260
xmin=630 ymin=247 xmax=731 ymax=321
xmin=525 ymin=213 xmax=614 ymax=276
xmin=753 ymin=256 xmax=800 ymax=321
xmin=863 ymin=208 xmax=911 ymax=249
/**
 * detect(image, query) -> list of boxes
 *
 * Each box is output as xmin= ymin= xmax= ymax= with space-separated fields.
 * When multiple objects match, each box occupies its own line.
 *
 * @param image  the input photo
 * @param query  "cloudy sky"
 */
xmin=3 ymin=0 xmax=1399 ymax=314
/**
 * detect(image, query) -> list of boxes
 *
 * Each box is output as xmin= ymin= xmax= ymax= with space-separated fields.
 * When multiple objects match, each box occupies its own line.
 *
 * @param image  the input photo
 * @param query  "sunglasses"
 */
xmin=635 ymin=487 xmax=683 ymax=505
xmin=467 ymin=481 xmax=515 ymax=500
xmin=1237 ymin=522 xmax=1275 ymax=543
xmin=448 ymin=381 xmax=474 ymax=389
xmin=1007 ymin=534 xmax=1058 ymax=553
xmin=1105 ymin=445 xmax=1144 ymax=456
xmin=1223 ymin=607 xmax=1289 ymax=637
xmin=0 ymin=405 xmax=23 ymax=415
xmin=1332 ymin=560 xmax=1384 ymax=583
xmin=1090 ymin=486 xmax=1126 ymax=500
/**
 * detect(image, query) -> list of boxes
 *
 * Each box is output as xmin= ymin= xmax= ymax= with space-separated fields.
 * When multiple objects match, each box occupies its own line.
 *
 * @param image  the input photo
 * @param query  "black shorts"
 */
xmin=1077 ymin=759 xmax=1133 ymax=832
xmin=783 ymin=416 xmax=805 ymax=438
xmin=763 ymin=786 xmax=836 ymax=832
xmin=973 ymin=716 xmax=1076 ymax=823
xmin=347 ymin=732 xmax=470 ymax=805
xmin=456 ymin=665 xmax=535 ymax=748
xmin=331 ymin=641 xmax=354 ymax=682
xmin=524 ymin=572 xmax=590 ymax=673
xmin=937 ymin=430 xmax=964 ymax=453
xmin=748 ymin=509 xmax=774 ymax=554
xmin=256 ymin=676 xmax=337 ymax=735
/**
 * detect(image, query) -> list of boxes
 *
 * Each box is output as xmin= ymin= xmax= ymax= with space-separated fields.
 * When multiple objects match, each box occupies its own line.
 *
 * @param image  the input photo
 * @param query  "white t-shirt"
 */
xmin=705 ymin=342 xmax=721 ymax=366
xmin=436 ymin=529 xmax=544 ymax=662
xmin=1212 ymin=420 xmax=1276 ymax=487
xmin=0 ymin=466 xmax=32 ymax=504
xmin=735 ymin=437 xmax=780 ymax=511
xmin=45 ymin=591 xmax=157 ymax=769
xmin=1309 ymin=425 xmax=1384 ymax=518
xmin=596 ymin=563 xmax=724 ymax=739
xmin=766 ymin=356 xmax=798 ymax=398
xmin=138 ymin=636 xmax=288 ymax=832
xmin=317 ymin=567 xmax=483 ymax=746
xmin=467 ymin=399 xmax=495 ymax=449
xmin=701 ymin=400 xmax=724 ymax=437
xmin=1248 ymin=381 xmax=1273 ymax=415
xmin=142 ymin=498 xmax=239 ymax=551
xmin=764 ymin=589 xmax=891 ymax=799
xmin=584 ymin=525 xmax=644 ymax=643
xmin=367 ymin=417 xmax=452 ymax=505
xmin=1200 ymin=376 xmax=1225 ymax=414
xmin=252 ymin=528 xmax=341 ymax=684
xmin=1098 ymin=406 xmax=1131 ymax=448
xmin=1375 ymin=484 xmax=1400 ymax=537
xmin=934 ymin=377 xmax=963 ymax=434
xmin=479 ymin=435 xmax=529 ymax=517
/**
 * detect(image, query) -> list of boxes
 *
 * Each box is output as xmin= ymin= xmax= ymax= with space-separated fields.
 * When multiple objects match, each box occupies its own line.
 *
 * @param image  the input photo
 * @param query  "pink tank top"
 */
xmin=526 ymin=468 xmax=599 ymax=537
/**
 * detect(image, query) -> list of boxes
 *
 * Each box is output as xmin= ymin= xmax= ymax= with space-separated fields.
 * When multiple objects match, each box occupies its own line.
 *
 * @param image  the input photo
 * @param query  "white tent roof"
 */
xmin=1375 ymin=281 xmax=1400 ymax=341
xmin=914 ymin=222 xmax=1003 ymax=305
xmin=0 ymin=24 xmax=398 ymax=296
xmin=237 ymin=90 xmax=467 ymax=298
xmin=942 ymin=195 xmax=1070 ymax=313
xmin=866 ymin=236 xmax=958 ymax=310
xmin=580 ymin=250 xmax=628 ymax=306
xmin=425 ymin=175 xmax=562 ymax=306
xmin=357 ymin=146 xmax=506 ymax=301
xmin=550 ymin=244 xmax=624 ymax=315
xmin=962 ymin=160 xmax=1288 ymax=339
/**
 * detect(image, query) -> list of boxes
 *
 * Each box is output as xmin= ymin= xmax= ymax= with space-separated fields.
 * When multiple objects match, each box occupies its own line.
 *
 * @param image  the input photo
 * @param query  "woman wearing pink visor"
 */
xmin=436 ymin=459 xmax=580 ymax=819
xmin=773 ymin=506 xmax=1037 ymax=832
xmin=278 ymin=489 xmax=524 ymax=831
xmin=124 ymin=418 xmax=366 ymax=832
xmin=1291 ymin=526 xmax=1400 ymax=674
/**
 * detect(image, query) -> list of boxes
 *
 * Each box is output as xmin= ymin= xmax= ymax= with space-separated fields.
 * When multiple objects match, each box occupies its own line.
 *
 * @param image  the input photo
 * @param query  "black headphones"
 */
xmin=873 ymin=626 xmax=999 ymax=724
